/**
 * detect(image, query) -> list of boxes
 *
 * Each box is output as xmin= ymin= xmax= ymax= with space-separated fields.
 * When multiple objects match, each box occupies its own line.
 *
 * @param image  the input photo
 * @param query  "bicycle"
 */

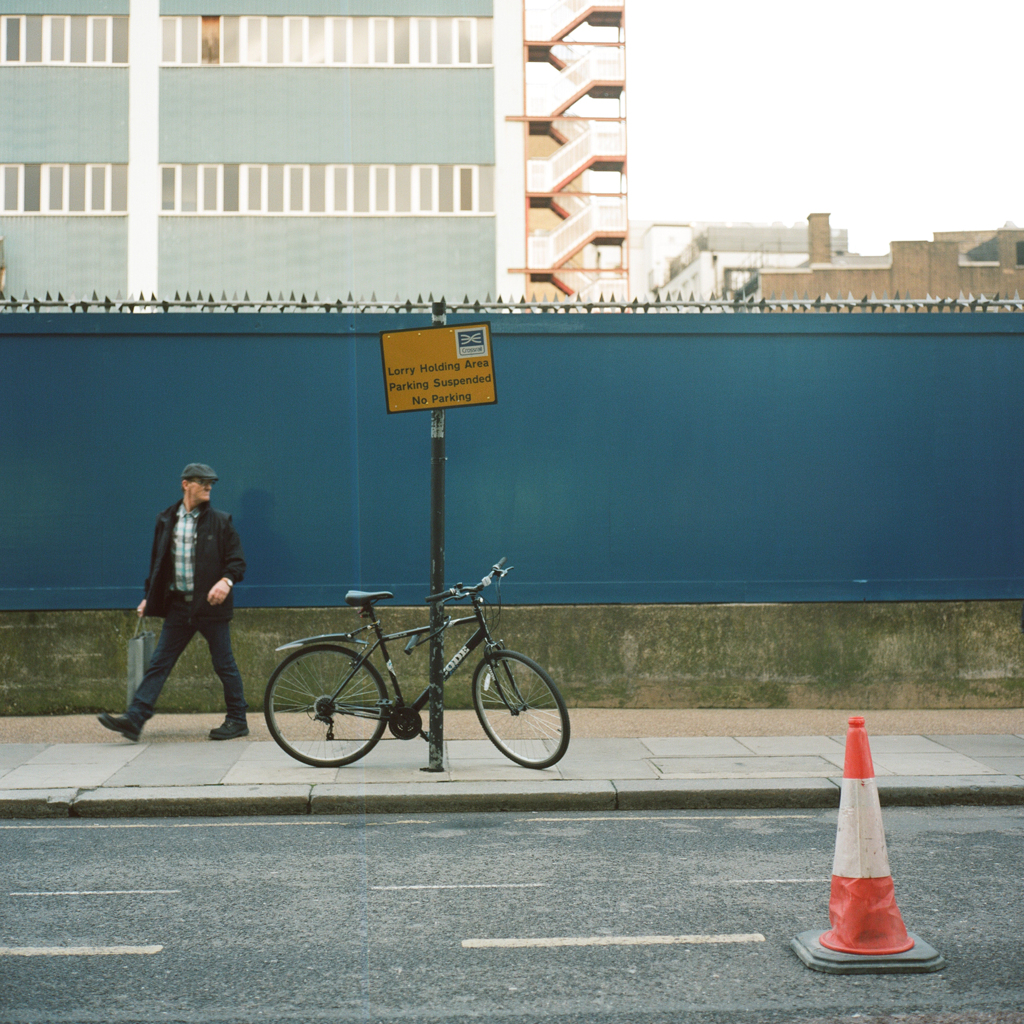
xmin=263 ymin=559 xmax=570 ymax=770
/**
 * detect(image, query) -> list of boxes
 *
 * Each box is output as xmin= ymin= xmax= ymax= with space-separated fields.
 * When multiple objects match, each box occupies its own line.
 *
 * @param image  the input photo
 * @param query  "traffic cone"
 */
xmin=791 ymin=716 xmax=946 ymax=975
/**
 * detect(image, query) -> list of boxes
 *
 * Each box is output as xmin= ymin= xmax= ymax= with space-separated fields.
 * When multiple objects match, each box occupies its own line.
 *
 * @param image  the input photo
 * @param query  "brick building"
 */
xmin=761 ymin=213 xmax=1024 ymax=300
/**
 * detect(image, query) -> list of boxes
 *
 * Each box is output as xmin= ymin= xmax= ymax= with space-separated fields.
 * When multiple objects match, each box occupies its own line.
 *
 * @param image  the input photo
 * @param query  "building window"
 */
xmin=373 ymin=166 xmax=391 ymax=212
xmin=181 ymin=17 xmax=199 ymax=63
xmin=3 ymin=17 xmax=20 ymax=61
xmin=158 ymin=163 xmax=495 ymax=215
xmin=309 ymin=165 xmax=325 ymax=212
xmin=223 ymin=164 xmax=239 ymax=212
xmin=201 ymin=16 xmax=219 ymax=64
xmin=161 ymin=166 xmax=175 ymax=210
xmin=371 ymin=18 xmax=390 ymax=63
xmin=459 ymin=167 xmax=474 ymax=211
xmin=158 ymin=16 xmax=493 ymax=66
xmin=1017 ymin=241 xmax=1024 ymax=267
xmin=1 ymin=15 xmax=128 ymax=64
xmin=3 ymin=166 xmax=19 ymax=210
xmin=352 ymin=165 xmax=369 ymax=212
xmin=180 ymin=165 xmax=197 ymax=211
xmin=247 ymin=166 xmax=262 ymax=211
xmin=288 ymin=165 xmax=305 ymax=212
xmin=418 ymin=166 xmax=435 ymax=212
xmin=0 ymin=163 xmax=126 ymax=212
xmin=202 ymin=165 xmax=219 ymax=211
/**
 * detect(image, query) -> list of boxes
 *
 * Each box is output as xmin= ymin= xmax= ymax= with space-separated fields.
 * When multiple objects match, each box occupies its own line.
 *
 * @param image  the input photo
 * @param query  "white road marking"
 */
xmin=0 ymin=815 xmax=818 ymax=832
xmin=524 ymin=815 xmax=814 ymax=823
xmin=721 ymin=879 xmax=826 ymax=884
xmin=373 ymin=883 xmax=547 ymax=891
xmin=0 ymin=945 xmax=163 ymax=957
xmin=462 ymin=933 xmax=766 ymax=949
xmin=10 ymin=890 xmax=180 ymax=897
xmin=0 ymin=819 xmax=429 ymax=831
xmin=0 ymin=821 xmax=353 ymax=831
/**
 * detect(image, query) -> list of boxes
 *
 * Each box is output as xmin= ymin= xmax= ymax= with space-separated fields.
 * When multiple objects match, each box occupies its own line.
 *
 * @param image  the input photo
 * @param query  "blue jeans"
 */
xmin=127 ymin=598 xmax=248 ymax=728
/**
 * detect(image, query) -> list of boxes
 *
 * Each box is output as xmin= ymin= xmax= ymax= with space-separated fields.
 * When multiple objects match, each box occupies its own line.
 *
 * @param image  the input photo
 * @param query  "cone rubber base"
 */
xmin=791 ymin=930 xmax=946 ymax=975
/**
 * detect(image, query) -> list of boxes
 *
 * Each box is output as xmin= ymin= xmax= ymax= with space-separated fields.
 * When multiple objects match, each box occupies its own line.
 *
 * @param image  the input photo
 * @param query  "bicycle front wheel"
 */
xmin=264 ymin=644 xmax=387 ymax=767
xmin=471 ymin=650 xmax=570 ymax=768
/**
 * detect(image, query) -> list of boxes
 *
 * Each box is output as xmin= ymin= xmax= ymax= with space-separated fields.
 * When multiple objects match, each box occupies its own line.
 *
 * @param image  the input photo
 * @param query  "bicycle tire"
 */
xmin=471 ymin=650 xmax=570 ymax=768
xmin=264 ymin=644 xmax=388 ymax=767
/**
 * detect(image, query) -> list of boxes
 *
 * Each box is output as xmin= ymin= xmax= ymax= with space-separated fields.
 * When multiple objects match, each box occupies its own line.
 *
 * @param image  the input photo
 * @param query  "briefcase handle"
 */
xmin=133 ymin=614 xmax=148 ymax=638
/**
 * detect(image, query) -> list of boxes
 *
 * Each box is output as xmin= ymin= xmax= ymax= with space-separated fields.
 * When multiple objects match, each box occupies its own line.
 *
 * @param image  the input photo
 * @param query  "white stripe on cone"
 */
xmin=819 ymin=718 xmax=914 ymax=956
xmin=831 ymin=778 xmax=891 ymax=879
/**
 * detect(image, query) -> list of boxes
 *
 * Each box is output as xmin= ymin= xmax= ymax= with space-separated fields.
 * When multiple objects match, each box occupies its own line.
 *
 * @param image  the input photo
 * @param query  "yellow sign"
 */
xmin=380 ymin=322 xmax=496 ymax=414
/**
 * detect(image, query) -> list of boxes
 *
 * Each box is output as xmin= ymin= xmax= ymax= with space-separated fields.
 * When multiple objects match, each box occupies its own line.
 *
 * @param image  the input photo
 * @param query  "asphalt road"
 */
xmin=1 ymin=808 xmax=1021 ymax=1024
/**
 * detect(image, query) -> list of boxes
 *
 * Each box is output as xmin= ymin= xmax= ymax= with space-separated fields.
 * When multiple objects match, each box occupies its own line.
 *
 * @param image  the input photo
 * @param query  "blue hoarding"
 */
xmin=2 ymin=312 xmax=1023 ymax=607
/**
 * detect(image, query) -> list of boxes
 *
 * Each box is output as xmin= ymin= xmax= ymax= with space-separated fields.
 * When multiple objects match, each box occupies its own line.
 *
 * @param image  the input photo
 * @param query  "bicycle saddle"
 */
xmin=344 ymin=590 xmax=394 ymax=607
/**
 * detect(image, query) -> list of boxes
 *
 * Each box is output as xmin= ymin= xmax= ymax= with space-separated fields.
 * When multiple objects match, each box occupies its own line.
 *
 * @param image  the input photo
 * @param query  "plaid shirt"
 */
xmin=172 ymin=503 xmax=201 ymax=593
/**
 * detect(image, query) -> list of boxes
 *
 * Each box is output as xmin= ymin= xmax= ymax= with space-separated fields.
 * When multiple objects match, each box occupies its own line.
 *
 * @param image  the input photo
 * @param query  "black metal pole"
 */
xmin=424 ymin=298 xmax=446 ymax=772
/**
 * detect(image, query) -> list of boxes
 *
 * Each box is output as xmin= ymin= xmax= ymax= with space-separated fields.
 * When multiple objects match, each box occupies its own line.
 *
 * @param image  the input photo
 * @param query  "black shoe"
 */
xmin=209 ymin=719 xmax=249 ymax=740
xmin=97 ymin=712 xmax=142 ymax=742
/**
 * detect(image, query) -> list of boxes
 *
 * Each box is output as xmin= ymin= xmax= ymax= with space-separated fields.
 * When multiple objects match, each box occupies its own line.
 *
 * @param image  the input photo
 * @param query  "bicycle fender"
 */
xmin=275 ymin=632 xmax=369 ymax=652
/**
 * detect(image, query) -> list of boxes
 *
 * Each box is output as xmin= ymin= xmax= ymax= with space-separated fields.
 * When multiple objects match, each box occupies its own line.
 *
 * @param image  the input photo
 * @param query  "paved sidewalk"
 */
xmin=1 ymin=709 xmax=1022 ymax=819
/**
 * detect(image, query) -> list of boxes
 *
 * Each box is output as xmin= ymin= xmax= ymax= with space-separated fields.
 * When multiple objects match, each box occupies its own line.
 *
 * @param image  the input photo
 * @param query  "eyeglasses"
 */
xmin=189 ymin=478 xmax=215 ymax=487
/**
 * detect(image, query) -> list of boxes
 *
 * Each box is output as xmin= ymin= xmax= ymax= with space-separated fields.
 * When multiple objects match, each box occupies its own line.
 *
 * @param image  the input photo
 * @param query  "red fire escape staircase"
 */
xmin=524 ymin=1 xmax=627 ymax=299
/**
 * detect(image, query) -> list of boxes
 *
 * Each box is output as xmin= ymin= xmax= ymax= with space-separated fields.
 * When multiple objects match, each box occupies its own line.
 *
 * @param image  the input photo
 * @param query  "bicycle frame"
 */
xmin=285 ymin=594 xmax=503 ymax=722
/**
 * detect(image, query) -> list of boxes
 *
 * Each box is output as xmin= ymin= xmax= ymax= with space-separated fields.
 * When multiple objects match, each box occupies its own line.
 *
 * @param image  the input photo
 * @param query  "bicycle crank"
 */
xmin=388 ymin=707 xmax=423 ymax=740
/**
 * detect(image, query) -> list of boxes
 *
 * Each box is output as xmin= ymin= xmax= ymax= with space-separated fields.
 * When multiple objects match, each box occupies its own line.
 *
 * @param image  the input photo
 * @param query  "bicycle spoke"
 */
xmin=264 ymin=645 xmax=387 ymax=768
xmin=472 ymin=651 xmax=570 ymax=769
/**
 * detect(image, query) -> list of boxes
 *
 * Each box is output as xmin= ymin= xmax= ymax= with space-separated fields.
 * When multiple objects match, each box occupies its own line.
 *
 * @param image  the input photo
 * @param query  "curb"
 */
xmin=875 ymin=774 xmax=1024 ymax=806
xmin=71 ymin=785 xmax=312 ymax=818
xmin=310 ymin=780 xmax=616 ymax=814
xmin=2 ymin=775 xmax=1023 ymax=819
xmin=0 ymin=789 xmax=78 ymax=819
xmin=614 ymin=778 xmax=840 ymax=811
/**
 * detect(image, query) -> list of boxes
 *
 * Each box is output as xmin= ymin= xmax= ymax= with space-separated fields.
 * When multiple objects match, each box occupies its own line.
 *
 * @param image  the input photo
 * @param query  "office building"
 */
xmin=0 ymin=0 xmax=627 ymax=301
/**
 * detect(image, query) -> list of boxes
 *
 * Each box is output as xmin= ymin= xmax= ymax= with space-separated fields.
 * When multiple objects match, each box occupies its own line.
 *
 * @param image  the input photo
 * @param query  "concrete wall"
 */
xmin=2 ymin=601 xmax=1022 ymax=716
xmin=160 ymin=68 xmax=494 ymax=165
xmin=0 ymin=216 xmax=128 ymax=298
xmin=157 ymin=215 xmax=496 ymax=300
xmin=0 ymin=68 xmax=129 ymax=162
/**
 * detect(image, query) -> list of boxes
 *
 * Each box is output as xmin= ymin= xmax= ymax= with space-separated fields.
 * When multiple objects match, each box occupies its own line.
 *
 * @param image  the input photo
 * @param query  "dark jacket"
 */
xmin=143 ymin=501 xmax=247 ymax=621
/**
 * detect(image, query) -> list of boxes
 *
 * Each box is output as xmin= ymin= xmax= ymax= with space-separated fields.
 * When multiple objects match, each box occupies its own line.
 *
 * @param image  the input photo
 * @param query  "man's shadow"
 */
xmin=234 ymin=489 xmax=293 ymax=599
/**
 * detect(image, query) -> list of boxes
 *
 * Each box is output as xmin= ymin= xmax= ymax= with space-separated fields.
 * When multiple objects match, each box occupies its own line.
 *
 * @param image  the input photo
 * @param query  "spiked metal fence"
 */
xmin=0 ymin=289 xmax=1022 ymax=314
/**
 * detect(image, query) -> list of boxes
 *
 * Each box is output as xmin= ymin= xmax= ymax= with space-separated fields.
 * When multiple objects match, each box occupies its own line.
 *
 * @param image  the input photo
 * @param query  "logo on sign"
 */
xmin=455 ymin=327 xmax=487 ymax=357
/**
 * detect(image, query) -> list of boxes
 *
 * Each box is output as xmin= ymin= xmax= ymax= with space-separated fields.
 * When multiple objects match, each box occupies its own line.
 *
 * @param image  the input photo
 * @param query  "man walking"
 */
xmin=98 ymin=463 xmax=249 ymax=741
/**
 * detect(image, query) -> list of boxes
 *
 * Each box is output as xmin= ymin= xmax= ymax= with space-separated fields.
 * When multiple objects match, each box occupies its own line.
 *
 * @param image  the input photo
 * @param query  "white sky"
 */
xmin=623 ymin=0 xmax=1024 ymax=255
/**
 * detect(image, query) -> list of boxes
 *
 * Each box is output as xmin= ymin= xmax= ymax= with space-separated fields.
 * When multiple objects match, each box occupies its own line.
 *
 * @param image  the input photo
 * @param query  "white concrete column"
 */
xmin=492 ymin=0 xmax=526 ymax=302
xmin=127 ymin=0 xmax=160 ymax=299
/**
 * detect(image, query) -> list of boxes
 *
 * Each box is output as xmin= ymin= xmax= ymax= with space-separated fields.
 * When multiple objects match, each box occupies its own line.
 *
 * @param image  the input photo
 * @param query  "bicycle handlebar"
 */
xmin=425 ymin=558 xmax=510 ymax=604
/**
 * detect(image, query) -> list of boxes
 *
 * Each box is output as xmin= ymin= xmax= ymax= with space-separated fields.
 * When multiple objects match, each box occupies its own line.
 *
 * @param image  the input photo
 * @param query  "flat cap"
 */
xmin=181 ymin=462 xmax=219 ymax=481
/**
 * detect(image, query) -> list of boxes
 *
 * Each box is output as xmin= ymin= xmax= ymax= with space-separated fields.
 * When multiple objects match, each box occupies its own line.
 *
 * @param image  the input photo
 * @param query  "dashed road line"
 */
xmin=523 ymin=815 xmax=815 ymax=823
xmin=0 ymin=819 xmax=428 ymax=831
xmin=721 ymin=879 xmax=826 ymax=884
xmin=10 ymin=890 xmax=180 ymax=897
xmin=373 ymin=883 xmax=547 ymax=891
xmin=0 ymin=945 xmax=163 ymax=957
xmin=0 ymin=821 xmax=352 ymax=831
xmin=462 ymin=932 xmax=766 ymax=949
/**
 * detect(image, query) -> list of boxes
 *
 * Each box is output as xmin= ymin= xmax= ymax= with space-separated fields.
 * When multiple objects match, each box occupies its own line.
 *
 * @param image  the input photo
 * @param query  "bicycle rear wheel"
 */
xmin=264 ymin=644 xmax=387 ymax=767
xmin=471 ymin=650 xmax=570 ymax=768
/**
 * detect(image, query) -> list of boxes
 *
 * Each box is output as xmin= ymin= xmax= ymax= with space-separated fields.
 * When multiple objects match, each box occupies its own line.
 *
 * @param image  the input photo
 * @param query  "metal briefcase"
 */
xmin=127 ymin=617 xmax=155 ymax=707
